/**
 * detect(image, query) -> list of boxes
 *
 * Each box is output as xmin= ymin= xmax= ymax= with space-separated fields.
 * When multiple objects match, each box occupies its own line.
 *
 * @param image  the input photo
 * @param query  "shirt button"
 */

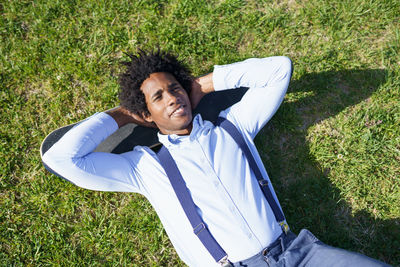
xmin=229 ymin=206 xmax=235 ymax=212
xmin=247 ymin=232 xmax=253 ymax=239
xmin=213 ymin=180 xmax=219 ymax=187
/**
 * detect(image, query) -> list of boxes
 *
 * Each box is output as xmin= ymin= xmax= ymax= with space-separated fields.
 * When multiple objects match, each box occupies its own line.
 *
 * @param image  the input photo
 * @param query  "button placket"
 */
xmin=195 ymin=139 xmax=261 ymax=248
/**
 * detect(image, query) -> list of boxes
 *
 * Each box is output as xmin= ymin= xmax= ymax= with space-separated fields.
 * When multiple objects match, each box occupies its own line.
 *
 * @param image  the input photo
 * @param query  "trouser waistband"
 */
xmin=231 ymin=229 xmax=389 ymax=267
xmin=231 ymin=231 xmax=297 ymax=267
xmin=262 ymin=231 xmax=296 ymax=257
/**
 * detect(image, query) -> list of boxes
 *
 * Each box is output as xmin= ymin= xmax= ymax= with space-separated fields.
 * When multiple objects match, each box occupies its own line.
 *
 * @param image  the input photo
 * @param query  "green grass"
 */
xmin=1 ymin=0 xmax=399 ymax=265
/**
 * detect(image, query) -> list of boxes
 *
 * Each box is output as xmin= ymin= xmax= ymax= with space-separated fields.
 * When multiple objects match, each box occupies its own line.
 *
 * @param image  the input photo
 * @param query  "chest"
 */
xmin=138 ymin=128 xmax=256 ymax=207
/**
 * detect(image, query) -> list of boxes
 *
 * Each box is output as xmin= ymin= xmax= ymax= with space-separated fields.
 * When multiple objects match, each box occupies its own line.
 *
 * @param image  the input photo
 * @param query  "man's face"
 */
xmin=141 ymin=72 xmax=193 ymax=135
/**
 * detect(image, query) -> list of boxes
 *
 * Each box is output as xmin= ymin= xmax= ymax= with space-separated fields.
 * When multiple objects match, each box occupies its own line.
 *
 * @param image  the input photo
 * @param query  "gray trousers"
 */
xmin=232 ymin=229 xmax=390 ymax=267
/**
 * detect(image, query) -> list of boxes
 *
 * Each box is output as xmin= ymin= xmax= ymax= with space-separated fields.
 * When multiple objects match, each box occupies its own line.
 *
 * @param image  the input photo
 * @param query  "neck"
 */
xmin=160 ymin=122 xmax=193 ymax=136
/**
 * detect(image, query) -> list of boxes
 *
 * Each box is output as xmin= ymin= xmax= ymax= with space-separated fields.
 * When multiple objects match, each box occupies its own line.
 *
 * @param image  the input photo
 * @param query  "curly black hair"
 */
xmin=118 ymin=49 xmax=193 ymax=117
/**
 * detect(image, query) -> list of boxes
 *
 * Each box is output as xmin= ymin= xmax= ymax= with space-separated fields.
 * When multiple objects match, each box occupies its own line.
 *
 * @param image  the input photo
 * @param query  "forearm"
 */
xmin=193 ymin=73 xmax=214 ymax=94
xmin=106 ymin=106 xmax=156 ymax=128
xmin=214 ymin=56 xmax=293 ymax=138
xmin=44 ymin=112 xmax=118 ymax=160
xmin=213 ymin=56 xmax=292 ymax=94
xmin=42 ymin=112 xmax=139 ymax=192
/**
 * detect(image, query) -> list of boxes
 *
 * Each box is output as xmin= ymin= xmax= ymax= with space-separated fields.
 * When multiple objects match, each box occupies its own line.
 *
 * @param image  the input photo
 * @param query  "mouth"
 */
xmin=170 ymin=104 xmax=187 ymax=117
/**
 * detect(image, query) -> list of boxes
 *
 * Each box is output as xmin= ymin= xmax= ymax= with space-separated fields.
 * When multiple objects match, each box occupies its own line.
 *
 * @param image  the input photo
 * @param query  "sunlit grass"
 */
xmin=1 ymin=0 xmax=399 ymax=265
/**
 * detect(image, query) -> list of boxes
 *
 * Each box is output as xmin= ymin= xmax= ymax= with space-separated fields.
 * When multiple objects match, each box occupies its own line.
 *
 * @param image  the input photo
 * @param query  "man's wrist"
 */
xmin=190 ymin=73 xmax=214 ymax=109
xmin=193 ymin=73 xmax=214 ymax=94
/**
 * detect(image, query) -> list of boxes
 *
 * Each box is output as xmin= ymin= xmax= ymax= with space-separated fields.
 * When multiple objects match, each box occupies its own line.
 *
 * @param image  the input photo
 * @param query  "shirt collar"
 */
xmin=157 ymin=114 xmax=213 ymax=148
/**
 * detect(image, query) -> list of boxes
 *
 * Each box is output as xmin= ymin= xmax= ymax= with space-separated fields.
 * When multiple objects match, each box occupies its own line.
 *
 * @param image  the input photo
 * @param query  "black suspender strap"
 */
xmin=156 ymin=117 xmax=288 ymax=265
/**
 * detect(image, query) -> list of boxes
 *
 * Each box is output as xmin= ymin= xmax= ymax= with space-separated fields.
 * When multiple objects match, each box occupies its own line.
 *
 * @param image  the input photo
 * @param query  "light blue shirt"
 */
xmin=43 ymin=56 xmax=292 ymax=266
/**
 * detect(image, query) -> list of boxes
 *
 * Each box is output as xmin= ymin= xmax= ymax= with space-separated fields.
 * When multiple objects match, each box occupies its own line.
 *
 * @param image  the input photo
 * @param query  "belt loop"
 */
xmin=279 ymin=236 xmax=285 ymax=252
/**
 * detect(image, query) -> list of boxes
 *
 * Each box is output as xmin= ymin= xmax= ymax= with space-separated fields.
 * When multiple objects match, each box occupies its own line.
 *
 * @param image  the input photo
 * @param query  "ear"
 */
xmin=142 ymin=112 xmax=153 ymax=123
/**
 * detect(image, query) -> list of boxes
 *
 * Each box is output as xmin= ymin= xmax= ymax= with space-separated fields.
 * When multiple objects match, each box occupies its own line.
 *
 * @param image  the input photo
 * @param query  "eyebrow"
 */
xmin=150 ymin=83 xmax=180 ymax=100
xmin=168 ymin=82 xmax=179 ymax=89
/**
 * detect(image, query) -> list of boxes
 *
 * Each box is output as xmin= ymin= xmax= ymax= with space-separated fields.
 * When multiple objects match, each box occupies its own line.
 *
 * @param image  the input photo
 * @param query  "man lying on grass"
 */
xmin=42 ymin=49 xmax=389 ymax=267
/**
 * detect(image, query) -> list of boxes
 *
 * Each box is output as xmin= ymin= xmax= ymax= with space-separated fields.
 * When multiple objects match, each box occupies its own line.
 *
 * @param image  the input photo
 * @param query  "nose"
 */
xmin=165 ymin=90 xmax=179 ymax=106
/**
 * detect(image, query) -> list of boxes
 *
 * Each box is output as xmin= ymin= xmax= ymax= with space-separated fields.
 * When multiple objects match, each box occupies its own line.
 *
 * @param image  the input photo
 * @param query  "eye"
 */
xmin=153 ymin=94 xmax=162 ymax=102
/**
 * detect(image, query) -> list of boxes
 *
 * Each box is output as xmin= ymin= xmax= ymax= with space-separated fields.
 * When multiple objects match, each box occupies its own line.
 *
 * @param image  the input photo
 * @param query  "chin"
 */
xmin=166 ymin=118 xmax=193 ymax=135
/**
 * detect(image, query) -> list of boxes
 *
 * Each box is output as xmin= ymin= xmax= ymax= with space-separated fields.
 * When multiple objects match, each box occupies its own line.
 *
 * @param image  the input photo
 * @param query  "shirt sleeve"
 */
xmin=213 ymin=56 xmax=292 ymax=139
xmin=42 ymin=112 xmax=143 ymax=192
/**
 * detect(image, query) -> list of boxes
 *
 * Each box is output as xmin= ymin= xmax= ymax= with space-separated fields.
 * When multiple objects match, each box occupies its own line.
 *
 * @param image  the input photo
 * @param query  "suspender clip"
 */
xmin=279 ymin=221 xmax=290 ymax=234
xmin=218 ymin=255 xmax=233 ymax=267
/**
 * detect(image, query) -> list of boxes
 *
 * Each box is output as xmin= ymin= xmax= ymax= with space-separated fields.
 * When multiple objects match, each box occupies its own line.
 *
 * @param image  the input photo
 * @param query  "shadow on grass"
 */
xmin=255 ymin=69 xmax=399 ymax=265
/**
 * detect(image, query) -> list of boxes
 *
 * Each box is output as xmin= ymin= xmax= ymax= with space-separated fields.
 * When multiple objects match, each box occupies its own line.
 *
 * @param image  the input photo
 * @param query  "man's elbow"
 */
xmin=42 ymin=148 xmax=76 ymax=180
xmin=278 ymin=56 xmax=293 ymax=81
